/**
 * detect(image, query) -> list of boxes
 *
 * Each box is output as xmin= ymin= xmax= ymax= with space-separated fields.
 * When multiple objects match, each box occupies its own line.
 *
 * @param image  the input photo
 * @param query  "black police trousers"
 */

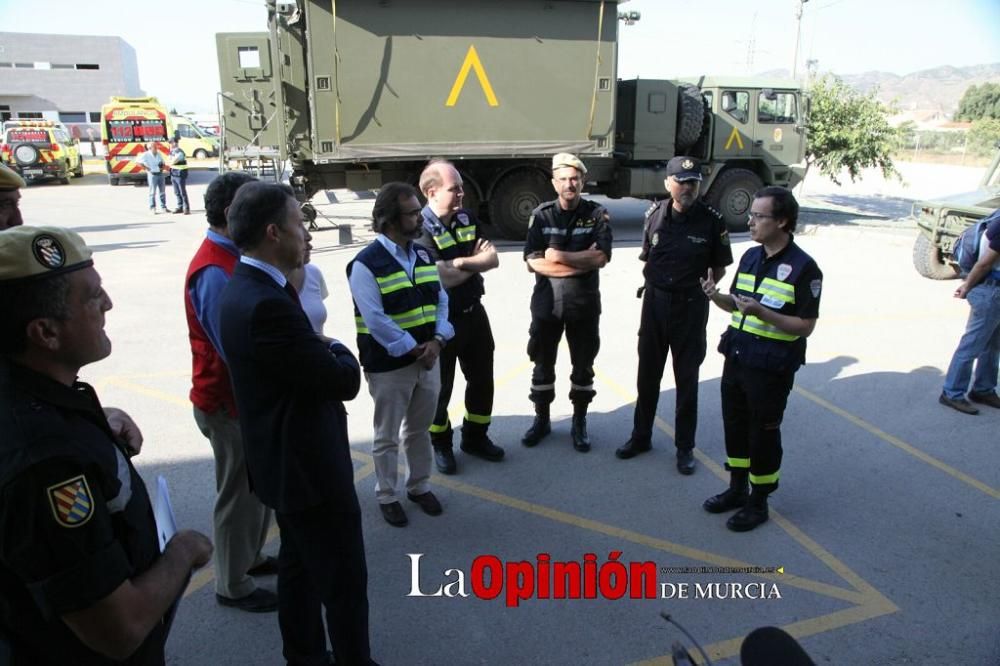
xmin=720 ymin=356 xmax=795 ymax=495
xmin=275 ymin=505 xmax=373 ymax=665
xmin=632 ymin=286 xmax=709 ymax=450
xmin=527 ymin=314 xmax=600 ymax=407
xmin=430 ymin=302 xmax=495 ymax=448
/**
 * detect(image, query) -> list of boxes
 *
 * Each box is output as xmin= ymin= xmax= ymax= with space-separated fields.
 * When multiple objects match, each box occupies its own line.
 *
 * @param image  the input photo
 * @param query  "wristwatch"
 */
xmin=433 ymin=333 xmax=447 ymax=348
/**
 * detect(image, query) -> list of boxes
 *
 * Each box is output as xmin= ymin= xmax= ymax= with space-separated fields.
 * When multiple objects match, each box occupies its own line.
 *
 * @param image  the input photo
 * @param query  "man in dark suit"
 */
xmin=218 ymin=182 xmax=375 ymax=665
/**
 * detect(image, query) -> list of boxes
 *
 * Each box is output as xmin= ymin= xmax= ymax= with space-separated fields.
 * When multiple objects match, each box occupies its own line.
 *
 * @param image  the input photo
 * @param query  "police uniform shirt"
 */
xmin=0 ymin=361 xmax=165 ymax=665
xmin=722 ymin=238 xmax=823 ymax=372
xmin=640 ymin=199 xmax=732 ymax=290
xmin=418 ymin=207 xmax=485 ymax=314
xmin=523 ymin=199 xmax=613 ymax=320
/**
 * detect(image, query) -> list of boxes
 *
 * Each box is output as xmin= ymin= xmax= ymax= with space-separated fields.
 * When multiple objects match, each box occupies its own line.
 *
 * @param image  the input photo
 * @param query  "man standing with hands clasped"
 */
xmin=616 ymin=156 xmax=732 ymax=475
xmin=700 ymin=186 xmax=822 ymax=532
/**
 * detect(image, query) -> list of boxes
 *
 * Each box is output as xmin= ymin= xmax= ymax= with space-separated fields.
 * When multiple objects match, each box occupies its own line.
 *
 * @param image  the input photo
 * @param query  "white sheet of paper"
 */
xmin=154 ymin=475 xmax=178 ymax=552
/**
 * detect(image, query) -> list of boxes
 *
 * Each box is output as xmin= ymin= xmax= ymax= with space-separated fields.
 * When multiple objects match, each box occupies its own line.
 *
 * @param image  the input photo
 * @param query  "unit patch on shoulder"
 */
xmin=811 ymin=279 xmax=822 ymax=298
xmin=776 ymin=263 xmax=793 ymax=281
xmin=47 ymin=475 xmax=94 ymax=528
xmin=651 ymin=232 xmax=660 ymax=247
xmin=32 ymin=234 xmax=66 ymax=270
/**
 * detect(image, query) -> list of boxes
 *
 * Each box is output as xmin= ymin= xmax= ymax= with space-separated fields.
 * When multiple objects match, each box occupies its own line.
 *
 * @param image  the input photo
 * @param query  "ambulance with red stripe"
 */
xmin=100 ymin=97 xmax=171 ymax=186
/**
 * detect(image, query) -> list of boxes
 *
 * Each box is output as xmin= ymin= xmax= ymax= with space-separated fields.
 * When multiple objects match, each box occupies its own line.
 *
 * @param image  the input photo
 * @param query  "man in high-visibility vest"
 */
xmin=700 ymin=186 xmax=823 ymax=532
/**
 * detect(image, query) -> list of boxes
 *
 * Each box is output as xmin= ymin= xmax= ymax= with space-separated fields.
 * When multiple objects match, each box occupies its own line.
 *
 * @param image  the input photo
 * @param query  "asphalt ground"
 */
xmin=16 ymin=166 xmax=1000 ymax=665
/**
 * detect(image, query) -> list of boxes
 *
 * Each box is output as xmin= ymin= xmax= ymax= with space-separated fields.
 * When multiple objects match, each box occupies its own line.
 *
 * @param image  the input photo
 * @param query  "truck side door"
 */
xmin=714 ymin=89 xmax=757 ymax=161
xmin=754 ymin=90 xmax=801 ymax=165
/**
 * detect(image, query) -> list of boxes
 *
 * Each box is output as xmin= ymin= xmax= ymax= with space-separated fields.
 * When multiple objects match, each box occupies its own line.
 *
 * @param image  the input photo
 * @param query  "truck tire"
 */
xmin=59 ymin=162 xmax=71 ymax=185
xmin=705 ymin=168 xmax=763 ymax=232
xmin=109 ymin=175 xmax=120 ymax=186
xmin=488 ymin=169 xmax=551 ymax=240
xmin=676 ymin=85 xmax=705 ymax=151
xmin=912 ymin=232 xmax=959 ymax=280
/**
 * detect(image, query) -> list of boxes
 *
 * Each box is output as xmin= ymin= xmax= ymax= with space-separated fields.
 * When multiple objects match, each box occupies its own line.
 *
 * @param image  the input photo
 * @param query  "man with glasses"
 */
xmin=417 ymin=160 xmax=504 ymax=475
xmin=616 ymin=156 xmax=732 ymax=475
xmin=699 ymin=187 xmax=822 ymax=532
xmin=348 ymin=182 xmax=454 ymax=527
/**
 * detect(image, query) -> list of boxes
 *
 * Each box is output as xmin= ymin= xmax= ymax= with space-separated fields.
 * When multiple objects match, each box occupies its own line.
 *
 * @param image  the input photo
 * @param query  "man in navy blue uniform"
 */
xmin=521 ymin=153 xmax=612 ymax=453
xmin=700 ymin=187 xmax=823 ymax=532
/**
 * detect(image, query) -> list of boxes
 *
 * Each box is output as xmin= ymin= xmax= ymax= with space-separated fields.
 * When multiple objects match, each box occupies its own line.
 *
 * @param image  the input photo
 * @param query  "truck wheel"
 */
xmin=676 ymin=85 xmax=705 ymax=151
xmin=705 ymin=168 xmax=763 ymax=232
xmin=109 ymin=175 xmax=120 ymax=186
xmin=73 ymin=158 xmax=85 ymax=177
xmin=194 ymin=149 xmax=208 ymax=159
xmin=488 ymin=169 xmax=551 ymax=240
xmin=912 ymin=232 xmax=959 ymax=280
xmin=458 ymin=172 xmax=483 ymax=221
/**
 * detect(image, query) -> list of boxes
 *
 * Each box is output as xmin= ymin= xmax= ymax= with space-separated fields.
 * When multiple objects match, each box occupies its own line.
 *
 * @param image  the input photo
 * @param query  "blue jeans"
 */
xmin=147 ymin=173 xmax=166 ymax=210
xmin=942 ymin=282 xmax=1000 ymax=399
xmin=171 ymin=169 xmax=189 ymax=211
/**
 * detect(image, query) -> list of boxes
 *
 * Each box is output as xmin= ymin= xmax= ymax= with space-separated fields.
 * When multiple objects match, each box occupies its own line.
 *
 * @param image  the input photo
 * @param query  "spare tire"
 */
xmin=676 ymin=85 xmax=705 ymax=151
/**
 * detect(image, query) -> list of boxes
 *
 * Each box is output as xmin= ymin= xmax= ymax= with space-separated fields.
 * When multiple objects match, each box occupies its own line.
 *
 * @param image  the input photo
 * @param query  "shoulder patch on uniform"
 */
xmin=457 ymin=212 xmax=470 ymax=225
xmin=810 ymin=279 xmax=822 ymax=298
xmin=777 ymin=263 xmax=793 ymax=281
xmin=47 ymin=475 xmax=94 ymax=528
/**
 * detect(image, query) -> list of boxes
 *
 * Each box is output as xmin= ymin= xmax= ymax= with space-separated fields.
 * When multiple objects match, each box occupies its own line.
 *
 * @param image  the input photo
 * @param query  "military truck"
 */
xmin=912 ymin=147 xmax=1000 ymax=279
xmin=216 ymin=0 xmax=808 ymax=238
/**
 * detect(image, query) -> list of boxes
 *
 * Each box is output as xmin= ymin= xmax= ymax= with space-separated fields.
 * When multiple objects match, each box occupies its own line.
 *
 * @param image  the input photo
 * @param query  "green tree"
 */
xmin=955 ymin=83 xmax=1000 ymax=121
xmin=805 ymin=75 xmax=906 ymax=185
xmin=968 ymin=118 xmax=1000 ymax=155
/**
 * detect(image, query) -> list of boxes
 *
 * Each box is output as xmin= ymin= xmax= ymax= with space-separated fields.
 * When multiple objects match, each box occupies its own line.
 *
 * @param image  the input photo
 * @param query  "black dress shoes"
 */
xmin=246 ymin=555 xmax=279 ymax=577
xmin=434 ymin=447 xmax=457 ymax=475
xmin=703 ymin=488 xmax=749 ymax=514
xmin=615 ymin=439 xmax=651 ymax=459
xmin=676 ymin=448 xmax=696 ymax=475
xmin=379 ymin=501 xmax=409 ymax=527
xmin=216 ymin=588 xmax=278 ymax=613
xmin=407 ymin=491 xmax=443 ymax=516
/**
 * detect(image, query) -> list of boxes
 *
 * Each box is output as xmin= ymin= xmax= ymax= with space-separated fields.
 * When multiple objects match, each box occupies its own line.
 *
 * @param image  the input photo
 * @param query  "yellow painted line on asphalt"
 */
xmin=104 ymin=377 xmax=191 ymax=409
xmin=794 ymin=386 xmax=1000 ymax=500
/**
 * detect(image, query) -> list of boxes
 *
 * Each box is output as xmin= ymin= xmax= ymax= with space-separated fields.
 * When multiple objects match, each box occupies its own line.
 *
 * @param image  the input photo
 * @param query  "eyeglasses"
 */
xmin=747 ymin=212 xmax=776 ymax=221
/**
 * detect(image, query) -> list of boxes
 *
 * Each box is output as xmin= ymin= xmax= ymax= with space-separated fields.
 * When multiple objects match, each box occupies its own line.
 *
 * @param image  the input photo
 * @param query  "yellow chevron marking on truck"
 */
xmin=445 ymin=45 xmax=499 ymax=108
xmin=725 ymin=125 xmax=745 ymax=150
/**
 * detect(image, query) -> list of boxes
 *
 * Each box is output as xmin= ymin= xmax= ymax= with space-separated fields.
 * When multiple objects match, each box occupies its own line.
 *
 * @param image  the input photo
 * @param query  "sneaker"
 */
xmin=938 ymin=393 xmax=979 ymax=415
xmin=968 ymin=391 xmax=1000 ymax=409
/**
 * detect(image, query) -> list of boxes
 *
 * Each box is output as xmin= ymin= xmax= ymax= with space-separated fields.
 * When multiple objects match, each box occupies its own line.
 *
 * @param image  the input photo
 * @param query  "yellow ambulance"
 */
xmin=100 ymin=97 xmax=171 ymax=186
xmin=1 ymin=120 xmax=84 ymax=185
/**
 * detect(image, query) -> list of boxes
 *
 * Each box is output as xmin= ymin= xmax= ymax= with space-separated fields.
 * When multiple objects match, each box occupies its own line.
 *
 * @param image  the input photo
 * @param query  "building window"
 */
xmin=76 ymin=63 xmax=100 ymax=70
xmin=59 ymin=112 xmax=88 ymax=123
xmin=16 ymin=112 xmax=44 ymax=119
xmin=14 ymin=63 xmax=33 ymax=69
xmin=0 ymin=63 xmax=12 ymax=68
xmin=238 ymin=47 xmax=260 ymax=69
xmin=89 ymin=112 xmax=102 ymax=122
xmin=51 ymin=63 xmax=75 ymax=70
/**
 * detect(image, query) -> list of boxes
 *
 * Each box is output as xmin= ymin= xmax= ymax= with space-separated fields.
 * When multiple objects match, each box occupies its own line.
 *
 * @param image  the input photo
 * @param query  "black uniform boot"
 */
xmin=570 ymin=407 xmax=591 ymax=453
xmin=703 ymin=471 xmax=749 ymax=514
xmin=460 ymin=433 xmax=505 ymax=462
xmin=431 ymin=433 xmax=456 ymax=475
xmin=726 ymin=489 xmax=769 ymax=532
xmin=521 ymin=404 xmax=551 ymax=447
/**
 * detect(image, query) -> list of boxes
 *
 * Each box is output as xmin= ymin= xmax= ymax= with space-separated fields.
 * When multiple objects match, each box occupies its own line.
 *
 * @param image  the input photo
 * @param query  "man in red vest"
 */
xmin=184 ymin=172 xmax=278 ymax=612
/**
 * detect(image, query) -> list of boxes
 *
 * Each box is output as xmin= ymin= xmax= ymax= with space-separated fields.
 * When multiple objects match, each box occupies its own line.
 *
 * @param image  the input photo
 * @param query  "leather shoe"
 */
xmin=406 ymin=491 xmax=443 ymax=516
xmin=939 ymin=393 xmax=979 ymax=415
xmin=379 ymin=501 xmax=408 ymax=527
xmin=246 ymin=555 xmax=279 ymax=577
xmin=521 ymin=415 xmax=551 ymax=447
xmin=461 ymin=436 xmax=505 ymax=462
xmin=433 ymin=447 xmax=457 ymax=475
xmin=216 ymin=588 xmax=278 ymax=613
xmin=726 ymin=503 xmax=769 ymax=532
xmin=969 ymin=391 xmax=1000 ymax=409
xmin=676 ymin=448 xmax=696 ymax=475
xmin=703 ymin=488 xmax=749 ymax=514
xmin=615 ymin=439 xmax=650 ymax=459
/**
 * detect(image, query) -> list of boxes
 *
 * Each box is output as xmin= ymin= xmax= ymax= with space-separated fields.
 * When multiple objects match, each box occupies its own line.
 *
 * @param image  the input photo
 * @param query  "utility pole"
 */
xmin=792 ymin=0 xmax=809 ymax=79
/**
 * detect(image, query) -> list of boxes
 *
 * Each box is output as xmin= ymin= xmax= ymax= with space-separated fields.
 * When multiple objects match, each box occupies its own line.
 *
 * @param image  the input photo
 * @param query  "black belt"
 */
xmin=650 ymin=283 xmax=702 ymax=295
xmin=982 ymin=277 xmax=1000 ymax=287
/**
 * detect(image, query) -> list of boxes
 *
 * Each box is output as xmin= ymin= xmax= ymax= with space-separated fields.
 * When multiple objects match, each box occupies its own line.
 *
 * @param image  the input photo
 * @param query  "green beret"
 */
xmin=0 ymin=164 xmax=25 ymax=191
xmin=0 ymin=226 xmax=93 ymax=284
xmin=551 ymin=152 xmax=587 ymax=176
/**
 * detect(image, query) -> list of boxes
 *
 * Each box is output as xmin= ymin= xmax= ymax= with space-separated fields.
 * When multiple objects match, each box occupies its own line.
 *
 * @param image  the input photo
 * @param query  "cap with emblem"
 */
xmin=551 ymin=152 xmax=587 ymax=176
xmin=666 ymin=156 xmax=703 ymax=182
xmin=0 ymin=226 xmax=93 ymax=284
xmin=0 ymin=163 xmax=25 ymax=191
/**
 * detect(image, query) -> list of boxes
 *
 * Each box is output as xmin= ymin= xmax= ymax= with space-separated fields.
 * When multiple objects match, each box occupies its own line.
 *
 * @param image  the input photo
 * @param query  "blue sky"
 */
xmin=2 ymin=0 xmax=998 ymax=113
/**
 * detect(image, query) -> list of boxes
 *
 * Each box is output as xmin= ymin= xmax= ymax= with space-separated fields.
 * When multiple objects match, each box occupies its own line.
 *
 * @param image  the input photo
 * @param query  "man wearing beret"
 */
xmin=0 ymin=226 xmax=213 ymax=663
xmin=521 ymin=153 xmax=612 ymax=453
xmin=616 ymin=157 xmax=733 ymax=476
xmin=0 ymin=163 xmax=25 ymax=230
